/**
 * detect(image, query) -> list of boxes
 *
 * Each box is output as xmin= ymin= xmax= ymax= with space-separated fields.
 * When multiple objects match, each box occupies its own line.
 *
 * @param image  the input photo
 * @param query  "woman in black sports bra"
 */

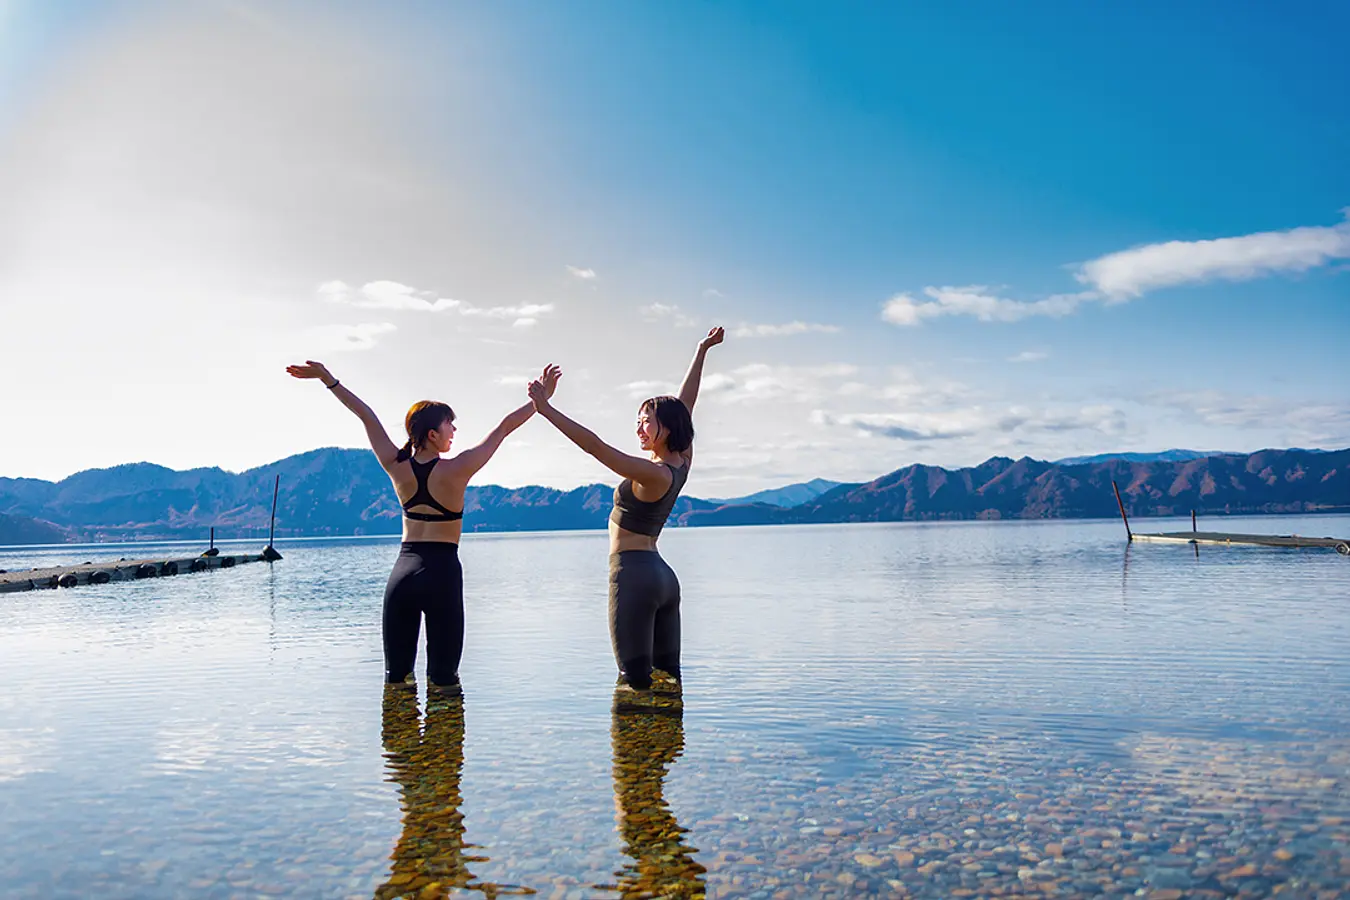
xmin=528 ymin=327 xmax=724 ymax=694
xmin=287 ymin=359 xmax=548 ymax=691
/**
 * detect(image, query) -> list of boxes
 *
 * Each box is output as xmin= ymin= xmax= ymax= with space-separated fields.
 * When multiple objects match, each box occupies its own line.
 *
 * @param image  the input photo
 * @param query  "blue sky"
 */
xmin=1 ymin=1 xmax=1346 ymax=492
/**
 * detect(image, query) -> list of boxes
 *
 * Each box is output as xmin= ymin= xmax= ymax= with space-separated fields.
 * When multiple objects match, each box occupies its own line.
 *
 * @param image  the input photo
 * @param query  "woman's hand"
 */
xmin=528 ymin=363 xmax=562 ymax=410
xmin=286 ymin=360 xmax=336 ymax=387
xmin=698 ymin=326 xmax=725 ymax=351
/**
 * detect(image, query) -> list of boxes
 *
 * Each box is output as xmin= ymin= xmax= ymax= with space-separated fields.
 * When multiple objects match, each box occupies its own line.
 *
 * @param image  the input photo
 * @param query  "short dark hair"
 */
xmin=396 ymin=400 xmax=455 ymax=462
xmin=641 ymin=395 xmax=693 ymax=454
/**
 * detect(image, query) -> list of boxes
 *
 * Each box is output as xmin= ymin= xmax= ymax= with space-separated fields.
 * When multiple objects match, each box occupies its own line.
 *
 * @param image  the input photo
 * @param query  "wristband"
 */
xmin=325 ymin=380 xmax=341 ymax=390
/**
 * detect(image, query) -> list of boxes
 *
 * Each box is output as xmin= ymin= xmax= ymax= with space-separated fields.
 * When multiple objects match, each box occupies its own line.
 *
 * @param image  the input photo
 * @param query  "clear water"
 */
xmin=2 ymin=516 xmax=1349 ymax=898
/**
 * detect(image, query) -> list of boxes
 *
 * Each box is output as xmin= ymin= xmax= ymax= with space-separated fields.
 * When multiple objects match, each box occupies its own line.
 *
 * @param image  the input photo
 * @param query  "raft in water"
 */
xmin=0 ymin=546 xmax=282 ymax=595
xmin=1111 ymin=480 xmax=1349 ymax=556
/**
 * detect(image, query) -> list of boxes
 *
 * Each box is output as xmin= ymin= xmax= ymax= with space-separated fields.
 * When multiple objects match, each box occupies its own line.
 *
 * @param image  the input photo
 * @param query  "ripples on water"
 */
xmin=2 ymin=516 xmax=1348 ymax=897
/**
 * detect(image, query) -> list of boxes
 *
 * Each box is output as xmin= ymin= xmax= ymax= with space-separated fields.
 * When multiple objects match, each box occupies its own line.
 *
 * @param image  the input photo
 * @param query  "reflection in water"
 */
xmin=600 ymin=680 xmax=706 ymax=899
xmin=378 ymin=688 xmax=523 ymax=898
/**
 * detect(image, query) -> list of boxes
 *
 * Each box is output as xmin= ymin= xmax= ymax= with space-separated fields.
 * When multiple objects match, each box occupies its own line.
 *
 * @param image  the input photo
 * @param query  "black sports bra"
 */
xmin=610 ymin=462 xmax=688 ymax=537
xmin=402 ymin=457 xmax=464 ymax=522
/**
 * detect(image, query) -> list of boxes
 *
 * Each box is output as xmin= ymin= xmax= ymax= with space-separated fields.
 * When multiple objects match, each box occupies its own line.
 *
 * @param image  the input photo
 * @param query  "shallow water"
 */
xmin=2 ymin=515 xmax=1349 ymax=898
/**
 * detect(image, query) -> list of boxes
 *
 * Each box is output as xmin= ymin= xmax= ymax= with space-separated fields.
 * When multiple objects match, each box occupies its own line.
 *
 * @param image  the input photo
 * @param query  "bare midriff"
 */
xmin=402 ymin=518 xmax=464 ymax=544
xmin=609 ymin=519 xmax=660 ymax=554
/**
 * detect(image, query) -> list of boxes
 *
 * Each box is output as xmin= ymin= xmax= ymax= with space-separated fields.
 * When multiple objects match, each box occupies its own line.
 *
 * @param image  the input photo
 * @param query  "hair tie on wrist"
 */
xmin=326 ymin=380 xmax=341 ymax=390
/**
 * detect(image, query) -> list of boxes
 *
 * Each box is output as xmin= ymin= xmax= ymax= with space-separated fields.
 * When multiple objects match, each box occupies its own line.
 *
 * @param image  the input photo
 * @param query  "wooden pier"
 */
xmin=0 ymin=547 xmax=281 ymax=595
xmin=1112 ymin=481 xmax=1350 ymax=556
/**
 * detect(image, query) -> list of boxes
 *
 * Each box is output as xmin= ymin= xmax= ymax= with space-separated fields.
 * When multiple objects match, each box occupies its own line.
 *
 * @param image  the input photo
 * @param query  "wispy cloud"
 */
xmin=1151 ymin=390 xmax=1350 ymax=445
xmin=881 ymin=287 xmax=1095 ymax=326
xmin=566 ymin=265 xmax=596 ymax=280
xmin=641 ymin=302 xmax=698 ymax=328
xmin=812 ymin=404 xmax=1127 ymax=442
xmin=460 ymin=303 xmax=553 ymax=327
xmin=319 ymin=280 xmax=459 ymax=312
xmin=732 ymin=321 xmax=840 ymax=338
xmin=1009 ymin=350 xmax=1048 ymax=363
xmin=1077 ymin=211 xmax=1350 ymax=299
xmin=494 ymin=372 xmax=541 ymax=387
xmin=307 ymin=322 xmax=397 ymax=352
xmin=621 ymin=379 xmax=674 ymax=399
xmin=880 ymin=212 xmax=1350 ymax=328
xmin=701 ymin=363 xmax=859 ymax=404
xmin=702 ymin=288 xmax=725 ymax=298
xmin=320 ymin=280 xmax=552 ymax=327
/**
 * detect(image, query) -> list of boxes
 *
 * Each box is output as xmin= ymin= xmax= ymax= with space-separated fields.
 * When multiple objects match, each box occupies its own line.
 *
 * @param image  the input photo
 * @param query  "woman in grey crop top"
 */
xmin=528 ymin=327 xmax=725 ymax=695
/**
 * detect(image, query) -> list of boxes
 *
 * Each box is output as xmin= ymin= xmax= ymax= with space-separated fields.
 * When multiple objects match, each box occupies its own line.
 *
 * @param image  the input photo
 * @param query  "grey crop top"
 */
xmin=610 ymin=462 xmax=689 ymax=537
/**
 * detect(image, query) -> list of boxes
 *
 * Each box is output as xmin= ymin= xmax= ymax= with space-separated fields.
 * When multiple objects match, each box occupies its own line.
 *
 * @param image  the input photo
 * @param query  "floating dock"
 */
xmin=1112 ymin=481 xmax=1350 ymax=556
xmin=1 ymin=475 xmax=289 ymax=594
xmin=0 ymin=547 xmax=281 ymax=595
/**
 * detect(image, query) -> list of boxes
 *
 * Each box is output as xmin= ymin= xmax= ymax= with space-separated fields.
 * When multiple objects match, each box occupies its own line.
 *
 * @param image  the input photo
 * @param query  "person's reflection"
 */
xmin=604 ymin=679 xmax=707 ymax=898
xmin=377 ymin=686 xmax=488 ymax=898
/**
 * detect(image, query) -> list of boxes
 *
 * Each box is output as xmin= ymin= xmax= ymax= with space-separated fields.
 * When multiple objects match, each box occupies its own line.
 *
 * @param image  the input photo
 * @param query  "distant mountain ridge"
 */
xmin=1 ymin=447 xmax=1346 ymax=544
xmin=709 ymin=478 xmax=846 ymax=508
xmin=677 ymin=448 xmax=1350 ymax=528
xmin=1052 ymin=449 xmax=1229 ymax=466
xmin=0 ymin=449 xmax=714 ymax=543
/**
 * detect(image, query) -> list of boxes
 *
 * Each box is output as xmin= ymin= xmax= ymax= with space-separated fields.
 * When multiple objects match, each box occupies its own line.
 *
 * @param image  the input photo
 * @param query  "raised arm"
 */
xmin=528 ymin=365 xmax=671 ymax=488
xmin=444 ymin=399 xmax=535 ymax=480
xmin=286 ymin=361 xmax=400 ymax=470
xmin=677 ymin=326 xmax=724 ymax=414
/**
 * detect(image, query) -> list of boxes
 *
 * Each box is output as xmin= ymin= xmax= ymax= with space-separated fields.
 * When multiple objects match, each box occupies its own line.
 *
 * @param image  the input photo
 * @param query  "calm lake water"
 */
xmin=3 ymin=515 xmax=1349 ymax=898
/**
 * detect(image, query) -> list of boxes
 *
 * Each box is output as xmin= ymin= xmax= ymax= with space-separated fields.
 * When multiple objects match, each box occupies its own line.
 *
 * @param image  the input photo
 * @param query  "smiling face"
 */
xmin=635 ymin=405 xmax=665 ymax=453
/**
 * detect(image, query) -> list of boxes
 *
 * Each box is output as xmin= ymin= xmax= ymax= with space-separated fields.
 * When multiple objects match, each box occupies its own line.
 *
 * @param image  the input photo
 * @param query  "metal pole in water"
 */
xmin=269 ymin=474 xmax=279 ymax=548
xmin=1112 ymin=480 xmax=1133 ymax=542
xmin=1191 ymin=509 xmax=1197 ymax=533
xmin=262 ymin=475 xmax=283 ymax=562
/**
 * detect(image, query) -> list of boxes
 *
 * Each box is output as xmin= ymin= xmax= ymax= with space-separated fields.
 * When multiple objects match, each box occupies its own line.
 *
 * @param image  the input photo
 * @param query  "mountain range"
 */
xmin=0 ymin=447 xmax=1345 ymax=544
xmin=709 ymin=478 xmax=843 ymax=508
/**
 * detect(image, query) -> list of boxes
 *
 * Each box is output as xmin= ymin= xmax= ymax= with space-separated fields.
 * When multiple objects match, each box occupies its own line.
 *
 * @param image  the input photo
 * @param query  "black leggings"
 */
xmin=383 ymin=542 xmax=463 ymax=686
xmin=609 ymin=550 xmax=681 ymax=690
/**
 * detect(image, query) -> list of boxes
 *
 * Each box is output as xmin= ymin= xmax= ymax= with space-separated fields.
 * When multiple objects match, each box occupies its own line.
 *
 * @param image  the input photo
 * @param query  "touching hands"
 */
xmin=528 ymin=363 xmax=562 ymax=410
xmin=699 ymin=326 xmax=725 ymax=351
xmin=286 ymin=360 xmax=336 ymax=387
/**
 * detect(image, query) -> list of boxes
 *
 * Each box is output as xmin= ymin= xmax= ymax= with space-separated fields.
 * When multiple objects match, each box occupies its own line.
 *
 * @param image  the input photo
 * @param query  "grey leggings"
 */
xmin=609 ymin=550 xmax=681 ymax=690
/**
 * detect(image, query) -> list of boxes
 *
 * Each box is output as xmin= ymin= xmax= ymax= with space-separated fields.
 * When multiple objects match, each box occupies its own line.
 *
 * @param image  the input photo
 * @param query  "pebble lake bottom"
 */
xmin=1 ymin=515 xmax=1348 ymax=898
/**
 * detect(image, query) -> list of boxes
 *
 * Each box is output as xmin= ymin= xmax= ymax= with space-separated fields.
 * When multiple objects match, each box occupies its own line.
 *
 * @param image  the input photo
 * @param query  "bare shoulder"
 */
xmin=434 ymin=453 xmax=475 ymax=484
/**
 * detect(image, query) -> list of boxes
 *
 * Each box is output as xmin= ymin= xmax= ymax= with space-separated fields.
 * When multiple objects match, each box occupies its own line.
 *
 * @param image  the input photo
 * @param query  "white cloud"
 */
xmin=622 ymin=379 xmax=673 ymax=399
xmin=320 ymin=279 xmax=460 ymax=312
xmin=1008 ymin=351 xmax=1048 ymax=363
xmin=881 ymin=286 xmax=1095 ymax=326
xmin=494 ymin=372 xmax=538 ymax=387
xmin=1151 ymin=390 xmax=1350 ymax=445
xmin=306 ymin=321 xmax=396 ymax=352
xmin=566 ymin=265 xmax=596 ymax=279
xmin=813 ymin=404 xmax=1128 ymax=442
xmin=641 ymin=302 xmax=698 ymax=328
xmin=732 ymin=321 xmax=840 ymax=338
xmin=877 ymin=367 xmax=971 ymax=407
xmin=702 ymin=362 xmax=859 ymax=404
xmin=880 ymin=212 xmax=1350 ymax=330
xmin=702 ymin=288 xmax=725 ymax=298
xmin=461 ymin=302 xmax=554 ymax=320
xmin=1077 ymin=211 xmax=1350 ymax=299
xmin=319 ymin=280 xmax=552 ymax=326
